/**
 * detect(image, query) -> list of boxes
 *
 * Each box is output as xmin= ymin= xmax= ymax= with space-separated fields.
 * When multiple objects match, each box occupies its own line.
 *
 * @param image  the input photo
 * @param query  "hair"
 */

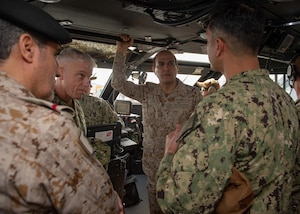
xmin=0 ymin=19 xmax=24 ymax=60
xmin=57 ymin=47 xmax=97 ymax=68
xmin=152 ymin=50 xmax=178 ymax=67
xmin=0 ymin=18 xmax=48 ymax=61
xmin=290 ymin=53 xmax=300 ymax=78
xmin=208 ymin=0 xmax=265 ymax=55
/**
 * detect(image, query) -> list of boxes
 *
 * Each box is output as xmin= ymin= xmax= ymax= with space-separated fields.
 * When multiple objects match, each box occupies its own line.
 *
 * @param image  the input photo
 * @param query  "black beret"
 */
xmin=0 ymin=0 xmax=72 ymax=44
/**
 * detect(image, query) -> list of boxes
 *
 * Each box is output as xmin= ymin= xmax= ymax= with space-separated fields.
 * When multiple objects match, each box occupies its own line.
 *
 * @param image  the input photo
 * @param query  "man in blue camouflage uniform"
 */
xmin=112 ymin=34 xmax=202 ymax=214
xmin=0 ymin=0 xmax=123 ymax=213
xmin=156 ymin=1 xmax=299 ymax=213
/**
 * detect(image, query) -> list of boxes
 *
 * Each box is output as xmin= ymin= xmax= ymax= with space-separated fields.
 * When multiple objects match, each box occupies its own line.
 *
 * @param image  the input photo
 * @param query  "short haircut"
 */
xmin=57 ymin=47 xmax=97 ymax=68
xmin=0 ymin=18 xmax=47 ymax=61
xmin=152 ymin=50 xmax=178 ymax=67
xmin=208 ymin=0 xmax=265 ymax=55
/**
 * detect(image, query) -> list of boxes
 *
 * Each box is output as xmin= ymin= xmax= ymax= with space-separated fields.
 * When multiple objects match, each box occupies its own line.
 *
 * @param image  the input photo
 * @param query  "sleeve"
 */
xmin=291 ymin=105 xmax=300 ymax=212
xmin=111 ymin=52 xmax=145 ymax=102
xmin=5 ymin=111 xmax=120 ymax=213
xmin=156 ymin=99 xmax=236 ymax=213
xmin=46 ymin=116 xmax=120 ymax=213
xmin=291 ymin=148 xmax=300 ymax=213
xmin=74 ymin=99 xmax=87 ymax=135
xmin=194 ymin=87 xmax=203 ymax=107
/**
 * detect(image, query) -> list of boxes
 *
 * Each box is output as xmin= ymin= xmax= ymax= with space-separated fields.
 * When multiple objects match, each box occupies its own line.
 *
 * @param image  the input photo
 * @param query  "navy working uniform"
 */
xmin=79 ymin=93 xmax=124 ymax=127
xmin=156 ymin=69 xmax=300 ymax=213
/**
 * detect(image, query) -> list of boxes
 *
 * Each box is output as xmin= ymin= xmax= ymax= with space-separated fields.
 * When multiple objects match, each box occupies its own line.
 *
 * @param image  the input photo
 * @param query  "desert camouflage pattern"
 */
xmin=79 ymin=93 xmax=124 ymax=127
xmin=156 ymin=69 xmax=300 ymax=214
xmin=0 ymin=71 xmax=120 ymax=213
xmin=52 ymin=93 xmax=87 ymax=135
xmin=112 ymin=53 xmax=202 ymax=213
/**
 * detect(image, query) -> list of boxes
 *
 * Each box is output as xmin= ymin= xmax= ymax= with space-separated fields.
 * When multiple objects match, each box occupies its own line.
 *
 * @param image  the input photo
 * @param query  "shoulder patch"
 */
xmin=177 ymin=112 xmax=198 ymax=142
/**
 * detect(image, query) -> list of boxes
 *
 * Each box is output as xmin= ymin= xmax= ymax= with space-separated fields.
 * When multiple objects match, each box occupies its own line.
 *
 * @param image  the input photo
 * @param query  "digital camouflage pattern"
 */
xmin=156 ymin=69 xmax=300 ymax=214
xmin=0 ymin=71 xmax=120 ymax=213
xmin=79 ymin=93 xmax=126 ymax=168
xmin=79 ymin=93 xmax=123 ymax=127
xmin=52 ymin=93 xmax=87 ymax=136
xmin=292 ymin=99 xmax=300 ymax=212
xmin=112 ymin=53 xmax=202 ymax=213
xmin=89 ymin=137 xmax=111 ymax=169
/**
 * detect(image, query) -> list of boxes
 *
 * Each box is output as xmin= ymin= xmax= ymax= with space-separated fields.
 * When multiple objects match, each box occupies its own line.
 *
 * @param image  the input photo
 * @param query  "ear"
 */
xmin=56 ymin=66 xmax=64 ymax=80
xmin=215 ymin=38 xmax=225 ymax=57
xmin=175 ymin=63 xmax=179 ymax=74
xmin=152 ymin=65 xmax=158 ymax=76
xmin=18 ymin=34 xmax=36 ymax=63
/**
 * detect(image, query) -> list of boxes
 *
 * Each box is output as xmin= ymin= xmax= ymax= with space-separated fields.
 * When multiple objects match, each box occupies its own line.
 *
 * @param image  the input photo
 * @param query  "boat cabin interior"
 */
xmin=25 ymin=0 xmax=300 ymax=212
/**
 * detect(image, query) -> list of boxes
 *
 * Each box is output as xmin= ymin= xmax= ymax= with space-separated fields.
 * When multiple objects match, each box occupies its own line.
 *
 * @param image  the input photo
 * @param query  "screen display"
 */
xmin=114 ymin=100 xmax=132 ymax=115
xmin=87 ymin=122 xmax=121 ymax=141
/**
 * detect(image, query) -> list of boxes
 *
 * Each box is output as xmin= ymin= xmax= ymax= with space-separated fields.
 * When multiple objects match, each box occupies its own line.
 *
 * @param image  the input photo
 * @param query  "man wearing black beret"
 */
xmin=0 ymin=0 xmax=123 ymax=213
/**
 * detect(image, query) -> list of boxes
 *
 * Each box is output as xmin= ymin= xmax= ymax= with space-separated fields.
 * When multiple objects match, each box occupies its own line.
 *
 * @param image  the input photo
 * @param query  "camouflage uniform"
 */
xmin=0 ymin=71 xmax=120 ymax=213
xmin=52 ymin=93 xmax=87 ymax=136
xmin=292 ymin=99 xmax=300 ymax=213
xmin=79 ymin=93 xmax=125 ymax=167
xmin=79 ymin=93 xmax=124 ymax=127
xmin=156 ymin=69 xmax=300 ymax=213
xmin=112 ymin=53 xmax=202 ymax=213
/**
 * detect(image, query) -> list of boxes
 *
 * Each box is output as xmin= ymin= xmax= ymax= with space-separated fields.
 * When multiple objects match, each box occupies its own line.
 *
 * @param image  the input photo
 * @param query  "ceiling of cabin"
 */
xmin=27 ymin=0 xmax=300 ymax=75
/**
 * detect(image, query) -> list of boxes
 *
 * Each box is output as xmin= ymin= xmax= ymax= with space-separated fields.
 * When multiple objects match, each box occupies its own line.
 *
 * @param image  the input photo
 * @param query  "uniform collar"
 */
xmin=230 ymin=69 xmax=270 ymax=81
xmin=0 ymin=70 xmax=35 ymax=98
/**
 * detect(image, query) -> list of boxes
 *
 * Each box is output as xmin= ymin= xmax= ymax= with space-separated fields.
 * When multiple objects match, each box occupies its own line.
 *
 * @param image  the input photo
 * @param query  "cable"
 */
xmin=119 ymin=0 xmax=212 ymax=27
xmin=145 ymin=7 xmax=210 ymax=27
xmin=119 ymin=0 xmax=210 ymax=12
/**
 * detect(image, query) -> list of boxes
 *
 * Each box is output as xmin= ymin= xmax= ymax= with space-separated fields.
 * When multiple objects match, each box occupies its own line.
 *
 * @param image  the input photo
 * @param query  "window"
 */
xmin=90 ymin=56 xmax=296 ymax=102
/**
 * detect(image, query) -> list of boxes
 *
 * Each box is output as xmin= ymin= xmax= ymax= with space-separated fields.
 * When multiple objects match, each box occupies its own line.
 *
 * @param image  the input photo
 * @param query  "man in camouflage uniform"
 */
xmin=0 ymin=0 xmax=123 ymax=213
xmin=288 ymin=54 xmax=300 ymax=111
xmin=287 ymin=54 xmax=300 ymax=211
xmin=53 ymin=47 xmax=96 ymax=135
xmin=80 ymin=91 xmax=125 ymax=167
xmin=79 ymin=93 xmax=124 ymax=127
xmin=156 ymin=1 xmax=299 ymax=213
xmin=111 ymin=34 xmax=202 ymax=214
